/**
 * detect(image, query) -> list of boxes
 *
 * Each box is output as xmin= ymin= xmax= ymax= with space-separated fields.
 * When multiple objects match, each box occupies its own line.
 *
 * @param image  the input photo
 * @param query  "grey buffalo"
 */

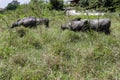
xmin=11 ymin=17 xmax=49 ymax=28
xmin=61 ymin=19 xmax=111 ymax=34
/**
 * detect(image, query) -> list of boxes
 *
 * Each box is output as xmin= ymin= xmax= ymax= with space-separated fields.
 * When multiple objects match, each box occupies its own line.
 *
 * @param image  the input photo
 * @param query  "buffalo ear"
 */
xmin=61 ymin=25 xmax=65 ymax=30
xmin=17 ymin=19 xmax=21 ymax=22
xmin=84 ymin=20 xmax=89 ymax=24
xmin=77 ymin=18 xmax=81 ymax=21
xmin=11 ymin=23 xmax=15 ymax=28
xmin=83 ymin=20 xmax=89 ymax=28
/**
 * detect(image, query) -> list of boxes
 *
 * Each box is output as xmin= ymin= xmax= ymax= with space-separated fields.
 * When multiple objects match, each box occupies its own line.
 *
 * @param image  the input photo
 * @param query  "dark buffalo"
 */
xmin=61 ymin=19 xmax=111 ymax=34
xmin=88 ymin=19 xmax=111 ymax=34
xmin=11 ymin=17 xmax=49 ymax=28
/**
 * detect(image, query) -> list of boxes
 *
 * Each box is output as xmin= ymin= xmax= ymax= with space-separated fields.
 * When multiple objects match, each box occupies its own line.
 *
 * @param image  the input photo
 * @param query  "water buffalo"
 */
xmin=61 ymin=19 xmax=111 ymax=34
xmin=11 ymin=17 xmax=49 ymax=28
xmin=88 ymin=19 xmax=111 ymax=34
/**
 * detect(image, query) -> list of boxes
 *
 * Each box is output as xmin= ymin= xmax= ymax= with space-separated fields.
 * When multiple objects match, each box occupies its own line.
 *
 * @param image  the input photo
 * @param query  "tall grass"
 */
xmin=0 ymin=5 xmax=120 ymax=80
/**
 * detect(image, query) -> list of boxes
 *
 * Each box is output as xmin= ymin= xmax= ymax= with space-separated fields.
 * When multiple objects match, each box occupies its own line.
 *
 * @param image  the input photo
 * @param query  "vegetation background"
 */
xmin=77 ymin=0 xmax=120 ymax=12
xmin=0 ymin=0 xmax=120 ymax=80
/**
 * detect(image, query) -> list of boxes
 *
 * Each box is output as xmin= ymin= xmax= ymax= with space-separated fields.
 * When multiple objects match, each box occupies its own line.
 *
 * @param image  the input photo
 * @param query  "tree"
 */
xmin=77 ymin=0 xmax=120 ymax=12
xmin=78 ymin=0 xmax=89 ymax=7
xmin=6 ymin=0 xmax=20 ymax=10
xmin=49 ymin=0 xmax=64 ymax=10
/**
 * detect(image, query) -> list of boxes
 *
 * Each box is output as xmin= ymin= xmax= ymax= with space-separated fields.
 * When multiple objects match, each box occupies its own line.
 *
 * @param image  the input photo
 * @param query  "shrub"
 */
xmin=6 ymin=0 xmax=20 ymax=11
xmin=49 ymin=0 xmax=64 ymax=10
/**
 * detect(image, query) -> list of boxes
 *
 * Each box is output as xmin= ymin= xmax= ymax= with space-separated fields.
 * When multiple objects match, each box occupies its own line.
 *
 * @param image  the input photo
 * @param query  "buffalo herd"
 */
xmin=11 ymin=16 xmax=111 ymax=35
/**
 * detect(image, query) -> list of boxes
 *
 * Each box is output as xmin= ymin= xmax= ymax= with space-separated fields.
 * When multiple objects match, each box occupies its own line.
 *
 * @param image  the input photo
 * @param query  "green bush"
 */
xmin=77 ymin=0 xmax=120 ymax=12
xmin=49 ymin=0 xmax=64 ymax=10
xmin=6 ymin=0 xmax=20 ymax=11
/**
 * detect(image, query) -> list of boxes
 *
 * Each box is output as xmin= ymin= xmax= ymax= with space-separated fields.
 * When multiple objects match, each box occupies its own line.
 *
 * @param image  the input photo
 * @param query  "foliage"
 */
xmin=49 ymin=0 xmax=64 ymax=10
xmin=77 ymin=0 xmax=120 ymax=12
xmin=78 ymin=0 xmax=89 ymax=7
xmin=6 ymin=0 xmax=20 ymax=11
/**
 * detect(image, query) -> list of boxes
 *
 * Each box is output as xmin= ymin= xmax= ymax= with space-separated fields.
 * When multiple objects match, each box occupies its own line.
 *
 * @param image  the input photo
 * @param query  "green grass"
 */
xmin=0 ymin=6 xmax=120 ymax=80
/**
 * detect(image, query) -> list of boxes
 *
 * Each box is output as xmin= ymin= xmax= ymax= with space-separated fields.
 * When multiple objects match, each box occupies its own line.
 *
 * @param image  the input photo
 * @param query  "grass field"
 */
xmin=0 ymin=7 xmax=120 ymax=80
